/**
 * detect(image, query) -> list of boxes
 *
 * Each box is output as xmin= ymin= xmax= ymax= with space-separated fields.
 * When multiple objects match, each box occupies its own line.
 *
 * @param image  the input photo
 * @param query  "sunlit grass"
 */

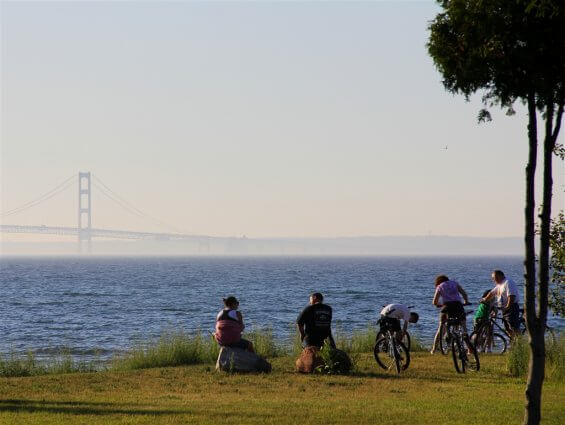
xmin=0 ymin=353 xmax=563 ymax=424
xmin=507 ymin=334 xmax=565 ymax=380
xmin=0 ymin=351 xmax=98 ymax=377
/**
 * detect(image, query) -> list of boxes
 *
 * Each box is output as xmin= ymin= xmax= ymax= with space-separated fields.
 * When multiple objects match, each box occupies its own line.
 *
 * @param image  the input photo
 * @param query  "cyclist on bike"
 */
xmin=473 ymin=289 xmax=494 ymax=352
xmin=481 ymin=270 xmax=520 ymax=338
xmin=379 ymin=304 xmax=419 ymax=343
xmin=473 ymin=289 xmax=494 ymax=330
xmin=431 ymin=274 xmax=470 ymax=354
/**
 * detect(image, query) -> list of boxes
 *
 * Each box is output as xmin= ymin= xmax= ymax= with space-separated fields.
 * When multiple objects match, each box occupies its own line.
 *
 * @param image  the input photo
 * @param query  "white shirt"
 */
xmin=380 ymin=304 xmax=411 ymax=322
xmin=491 ymin=278 xmax=520 ymax=307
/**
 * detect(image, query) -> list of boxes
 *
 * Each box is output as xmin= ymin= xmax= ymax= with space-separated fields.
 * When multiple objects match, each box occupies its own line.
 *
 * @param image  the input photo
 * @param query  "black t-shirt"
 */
xmin=297 ymin=303 xmax=333 ymax=346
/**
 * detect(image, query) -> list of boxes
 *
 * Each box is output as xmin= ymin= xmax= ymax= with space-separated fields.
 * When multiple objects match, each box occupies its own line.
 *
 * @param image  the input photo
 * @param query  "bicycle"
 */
xmin=373 ymin=316 xmax=410 ymax=374
xmin=470 ymin=317 xmax=508 ymax=354
xmin=469 ymin=315 xmax=508 ymax=354
xmin=439 ymin=306 xmax=480 ymax=373
xmin=376 ymin=305 xmax=414 ymax=351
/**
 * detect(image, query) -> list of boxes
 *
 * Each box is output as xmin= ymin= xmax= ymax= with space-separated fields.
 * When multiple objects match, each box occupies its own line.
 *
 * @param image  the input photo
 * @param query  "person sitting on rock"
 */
xmin=214 ymin=296 xmax=254 ymax=353
xmin=297 ymin=292 xmax=336 ymax=349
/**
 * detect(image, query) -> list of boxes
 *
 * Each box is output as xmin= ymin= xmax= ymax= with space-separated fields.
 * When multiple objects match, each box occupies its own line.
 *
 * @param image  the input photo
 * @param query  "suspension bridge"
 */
xmin=0 ymin=172 xmax=214 ymax=253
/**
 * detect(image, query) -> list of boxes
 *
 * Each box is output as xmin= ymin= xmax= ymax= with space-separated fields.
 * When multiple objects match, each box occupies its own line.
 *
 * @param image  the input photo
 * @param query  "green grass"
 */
xmin=0 ymin=353 xmax=563 ymax=424
xmin=0 ymin=351 xmax=98 ymax=377
xmin=507 ymin=334 xmax=565 ymax=379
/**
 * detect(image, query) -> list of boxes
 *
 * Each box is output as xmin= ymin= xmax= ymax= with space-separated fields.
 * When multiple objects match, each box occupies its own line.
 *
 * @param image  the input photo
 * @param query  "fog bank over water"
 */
xmin=1 ymin=235 xmax=522 ymax=256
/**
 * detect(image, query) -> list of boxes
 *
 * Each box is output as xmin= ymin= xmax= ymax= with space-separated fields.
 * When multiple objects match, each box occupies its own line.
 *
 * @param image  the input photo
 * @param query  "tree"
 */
xmin=548 ymin=211 xmax=565 ymax=316
xmin=427 ymin=1 xmax=565 ymax=424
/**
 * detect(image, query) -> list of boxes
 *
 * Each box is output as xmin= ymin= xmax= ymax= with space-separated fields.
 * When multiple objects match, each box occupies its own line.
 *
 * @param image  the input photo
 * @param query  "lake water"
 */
xmin=0 ymin=256 xmax=562 ymax=359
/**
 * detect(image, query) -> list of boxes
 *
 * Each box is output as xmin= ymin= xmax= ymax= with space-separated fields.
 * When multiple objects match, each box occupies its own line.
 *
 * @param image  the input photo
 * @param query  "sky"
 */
xmin=1 ymin=0 xmax=563 ymax=241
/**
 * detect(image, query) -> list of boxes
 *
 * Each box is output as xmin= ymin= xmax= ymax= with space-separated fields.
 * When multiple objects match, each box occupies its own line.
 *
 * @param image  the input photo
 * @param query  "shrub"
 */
xmin=507 ymin=335 xmax=529 ymax=377
xmin=507 ymin=334 xmax=564 ymax=380
xmin=315 ymin=340 xmax=353 ymax=374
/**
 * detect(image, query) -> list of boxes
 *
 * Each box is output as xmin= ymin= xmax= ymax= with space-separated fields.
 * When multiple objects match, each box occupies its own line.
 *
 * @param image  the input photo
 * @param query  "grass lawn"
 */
xmin=0 ymin=353 xmax=563 ymax=424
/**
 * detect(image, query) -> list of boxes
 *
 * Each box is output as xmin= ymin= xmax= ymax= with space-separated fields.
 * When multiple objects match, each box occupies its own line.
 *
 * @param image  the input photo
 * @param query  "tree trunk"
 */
xmin=523 ymin=92 xmax=540 ymax=425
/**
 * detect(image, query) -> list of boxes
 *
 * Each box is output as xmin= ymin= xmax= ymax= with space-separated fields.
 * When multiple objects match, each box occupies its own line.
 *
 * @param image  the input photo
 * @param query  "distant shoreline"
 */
xmin=1 ymin=235 xmax=524 ymax=256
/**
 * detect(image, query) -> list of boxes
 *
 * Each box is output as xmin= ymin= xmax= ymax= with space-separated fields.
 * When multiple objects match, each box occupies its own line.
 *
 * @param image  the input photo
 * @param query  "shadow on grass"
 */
xmin=0 ymin=399 xmax=189 ymax=416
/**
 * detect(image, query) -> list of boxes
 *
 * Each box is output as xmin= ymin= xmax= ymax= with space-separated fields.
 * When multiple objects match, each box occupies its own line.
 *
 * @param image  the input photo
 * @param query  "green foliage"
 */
xmin=549 ymin=211 xmax=565 ymax=316
xmin=112 ymin=331 xmax=219 ymax=371
xmin=546 ymin=336 xmax=565 ymax=380
xmin=507 ymin=334 xmax=565 ymax=380
xmin=428 ymin=0 xmax=565 ymax=116
xmin=0 ymin=351 xmax=98 ymax=377
xmin=315 ymin=340 xmax=353 ymax=375
xmin=507 ymin=335 xmax=530 ymax=377
xmin=112 ymin=328 xmax=286 ymax=371
xmin=246 ymin=327 xmax=287 ymax=358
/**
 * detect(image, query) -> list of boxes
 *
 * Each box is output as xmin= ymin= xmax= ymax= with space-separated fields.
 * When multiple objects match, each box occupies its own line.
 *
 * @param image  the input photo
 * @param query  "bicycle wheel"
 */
xmin=439 ymin=324 xmax=450 ymax=355
xmin=470 ymin=326 xmax=488 ymax=352
xmin=376 ymin=331 xmax=411 ymax=352
xmin=374 ymin=337 xmax=394 ymax=371
xmin=489 ymin=333 xmax=507 ymax=354
xmin=451 ymin=338 xmax=465 ymax=373
xmin=393 ymin=340 xmax=410 ymax=373
xmin=402 ymin=332 xmax=411 ymax=352
xmin=464 ymin=336 xmax=480 ymax=371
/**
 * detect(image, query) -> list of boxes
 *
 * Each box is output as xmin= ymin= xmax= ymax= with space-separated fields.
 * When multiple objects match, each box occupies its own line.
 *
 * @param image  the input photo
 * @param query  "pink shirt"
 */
xmin=435 ymin=280 xmax=462 ymax=303
xmin=214 ymin=309 xmax=243 ymax=345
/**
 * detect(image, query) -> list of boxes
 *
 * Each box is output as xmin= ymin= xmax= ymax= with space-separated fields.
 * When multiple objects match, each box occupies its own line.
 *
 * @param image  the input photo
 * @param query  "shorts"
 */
xmin=303 ymin=333 xmax=334 ymax=349
xmin=379 ymin=316 xmax=401 ymax=333
xmin=441 ymin=301 xmax=465 ymax=319
xmin=503 ymin=303 xmax=520 ymax=331
xmin=226 ymin=338 xmax=251 ymax=350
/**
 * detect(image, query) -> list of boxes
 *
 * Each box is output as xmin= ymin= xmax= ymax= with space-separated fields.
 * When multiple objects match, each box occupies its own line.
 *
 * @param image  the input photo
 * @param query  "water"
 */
xmin=0 ymin=256 xmax=562 ymax=360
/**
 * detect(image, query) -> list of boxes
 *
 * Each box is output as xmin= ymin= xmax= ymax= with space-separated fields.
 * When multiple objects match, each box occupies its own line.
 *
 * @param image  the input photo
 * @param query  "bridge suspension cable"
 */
xmin=91 ymin=174 xmax=186 ymax=234
xmin=0 ymin=174 xmax=77 ymax=218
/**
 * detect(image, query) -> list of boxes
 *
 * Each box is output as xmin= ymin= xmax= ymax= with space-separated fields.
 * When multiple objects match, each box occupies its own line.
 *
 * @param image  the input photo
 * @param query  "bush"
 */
xmin=507 ymin=334 xmax=564 ymax=380
xmin=546 ymin=336 xmax=565 ymax=380
xmin=507 ymin=335 xmax=529 ymax=377
xmin=315 ymin=340 xmax=353 ymax=374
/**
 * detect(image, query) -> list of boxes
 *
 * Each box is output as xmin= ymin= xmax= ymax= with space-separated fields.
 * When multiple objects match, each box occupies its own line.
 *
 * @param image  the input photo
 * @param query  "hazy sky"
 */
xmin=1 ymin=0 xmax=563 ymax=240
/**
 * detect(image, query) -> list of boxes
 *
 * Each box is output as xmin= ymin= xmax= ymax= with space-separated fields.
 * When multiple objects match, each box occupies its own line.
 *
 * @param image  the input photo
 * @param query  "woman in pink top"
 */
xmin=214 ymin=296 xmax=254 ymax=352
xmin=430 ymin=275 xmax=470 ymax=354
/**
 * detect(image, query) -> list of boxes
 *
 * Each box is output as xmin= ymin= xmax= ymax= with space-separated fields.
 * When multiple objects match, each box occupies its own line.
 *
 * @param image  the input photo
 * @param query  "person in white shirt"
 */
xmin=481 ymin=270 xmax=521 ymax=338
xmin=379 ymin=303 xmax=419 ymax=342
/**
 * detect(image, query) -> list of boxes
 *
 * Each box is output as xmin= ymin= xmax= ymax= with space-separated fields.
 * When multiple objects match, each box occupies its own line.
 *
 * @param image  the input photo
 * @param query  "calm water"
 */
xmin=0 ymin=256 xmax=562 ymax=359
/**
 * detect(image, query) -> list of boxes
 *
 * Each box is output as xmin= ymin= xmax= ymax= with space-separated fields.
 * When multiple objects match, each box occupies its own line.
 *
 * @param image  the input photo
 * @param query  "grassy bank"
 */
xmin=0 ymin=353 xmax=563 ymax=425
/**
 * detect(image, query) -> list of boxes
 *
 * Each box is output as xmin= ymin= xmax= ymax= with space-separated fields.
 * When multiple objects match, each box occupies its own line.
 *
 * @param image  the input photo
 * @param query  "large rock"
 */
xmin=295 ymin=346 xmax=324 ymax=373
xmin=216 ymin=346 xmax=272 ymax=373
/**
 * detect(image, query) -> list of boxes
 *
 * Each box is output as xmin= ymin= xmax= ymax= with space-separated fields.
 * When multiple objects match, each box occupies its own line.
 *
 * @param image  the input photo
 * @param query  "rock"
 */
xmin=215 ymin=346 xmax=272 ymax=373
xmin=295 ymin=346 xmax=324 ymax=373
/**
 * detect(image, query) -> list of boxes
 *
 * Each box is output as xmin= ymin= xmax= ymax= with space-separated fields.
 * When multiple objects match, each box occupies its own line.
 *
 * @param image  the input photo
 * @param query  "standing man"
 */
xmin=481 ymin=270 xmax=521 ymax=338
xmin=297 ymin=292 xmax=336 ymax=349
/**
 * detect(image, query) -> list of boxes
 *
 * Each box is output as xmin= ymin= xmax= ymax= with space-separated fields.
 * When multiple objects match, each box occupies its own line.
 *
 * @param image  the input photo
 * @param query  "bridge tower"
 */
xmin=78 ymin=172 xmax=92 ymax=253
